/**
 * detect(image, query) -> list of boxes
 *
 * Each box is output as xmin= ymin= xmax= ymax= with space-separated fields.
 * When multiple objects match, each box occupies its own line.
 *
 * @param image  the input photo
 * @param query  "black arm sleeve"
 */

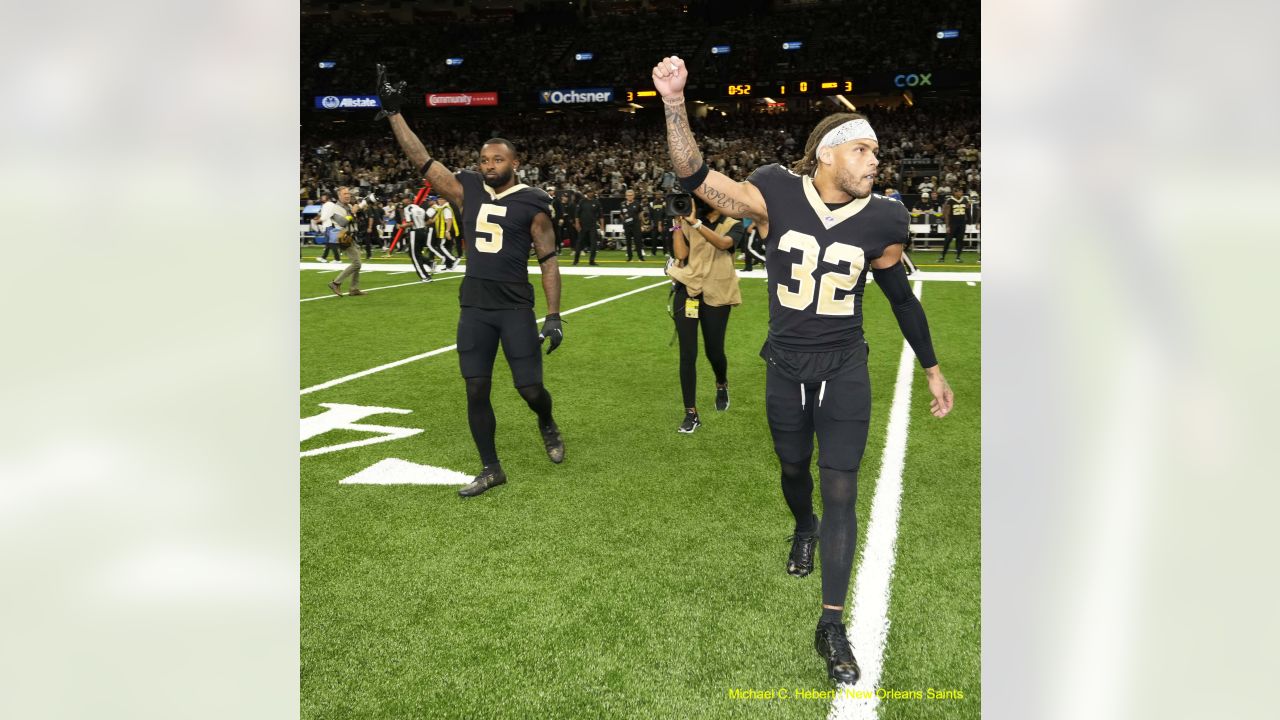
xmin=871 ymin=262 xmax=938 ymax=368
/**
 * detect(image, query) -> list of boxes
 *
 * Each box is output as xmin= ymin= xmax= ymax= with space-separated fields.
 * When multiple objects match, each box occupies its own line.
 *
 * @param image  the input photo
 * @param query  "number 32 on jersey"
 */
xmin=775 ymin=230 xmax=865 ymax=316
xmin=474 ymin=203 xmax=506 ymax=253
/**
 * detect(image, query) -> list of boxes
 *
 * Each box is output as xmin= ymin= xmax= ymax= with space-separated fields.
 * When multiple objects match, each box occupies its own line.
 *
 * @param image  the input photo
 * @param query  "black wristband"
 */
xmin=677 ymin=162 xmax=709 ymax=193
xmin=420 ymin=159 xmax=434 ymax=175
xmin=538 ymin=251 xmax=558 ymax=264
xmin=545 ymin=313 xmax=561 ymax=320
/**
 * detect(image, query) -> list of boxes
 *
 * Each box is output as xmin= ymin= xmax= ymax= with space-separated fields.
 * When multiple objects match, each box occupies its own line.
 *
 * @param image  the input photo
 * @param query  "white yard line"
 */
xmin=828 ymin=281 xmax=924 ymax=720
xmin=300 ymin=280 xmax=670 ymax=395
xmin=300 ymin=274 xmax=462 ymax=302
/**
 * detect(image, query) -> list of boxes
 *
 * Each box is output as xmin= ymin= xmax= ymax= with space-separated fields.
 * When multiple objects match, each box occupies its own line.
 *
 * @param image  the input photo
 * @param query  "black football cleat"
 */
xmin=677 ymin=411 xmax=701 ymax=434
xmin=787 ymin=516 xmax=820 ymax=577
xmin=540 ymin=422 xmax=565 ymax=464
xmin=458 ymin=465 xmax=507 ymax=497
xmin=715 ymin=385 xmax=730 ymax=411
xmin=815 ymin=620 xmax=861 ymax=685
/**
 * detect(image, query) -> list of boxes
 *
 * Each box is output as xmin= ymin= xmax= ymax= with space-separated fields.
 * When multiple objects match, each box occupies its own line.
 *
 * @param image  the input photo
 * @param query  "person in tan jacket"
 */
xmin=666 ymin=197 xmax=744 ymax=433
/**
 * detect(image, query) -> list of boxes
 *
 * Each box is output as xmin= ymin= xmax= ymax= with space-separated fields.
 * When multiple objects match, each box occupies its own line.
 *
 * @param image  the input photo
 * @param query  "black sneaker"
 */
xmin=937 ymin=256 xmax=946 ymax=263
xmin=458 ymin=465 xmax=507 ymax=497
xmin=677 ymin=411 xmax=701 ymax=434
xmin=715 ymin=385 xmax=730 ymax=411
xmin=955 ymin=256 xmax=963 ymax=263
xmin=787 ymin=516 xmax=820 ymax=577
xmin=540 ymin=422 xmax=565 ymax=464
xmin=815 ymin=620 xmax=861 ymax=685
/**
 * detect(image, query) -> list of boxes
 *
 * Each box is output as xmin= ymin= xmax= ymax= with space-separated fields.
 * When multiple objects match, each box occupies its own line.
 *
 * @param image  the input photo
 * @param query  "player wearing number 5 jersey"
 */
xmin=377 ymin=64 xmax=566 ymax=498
xmin=653 ymin=55 xmax=955 ymax=686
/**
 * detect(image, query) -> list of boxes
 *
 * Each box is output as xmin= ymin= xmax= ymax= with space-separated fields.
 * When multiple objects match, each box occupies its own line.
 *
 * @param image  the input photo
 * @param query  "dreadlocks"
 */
xmin=790 ymin=112 xmax=869 ymax=177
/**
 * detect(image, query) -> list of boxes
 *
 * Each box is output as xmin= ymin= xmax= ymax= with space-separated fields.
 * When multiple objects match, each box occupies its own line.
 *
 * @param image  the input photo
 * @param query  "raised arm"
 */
xmin=652 ymin=56 xmax=767 ymax=226
xmin=531 ymin=211 xmax=564 ymax=354
xmin=375 ymin=64 xmax=465 ymax=210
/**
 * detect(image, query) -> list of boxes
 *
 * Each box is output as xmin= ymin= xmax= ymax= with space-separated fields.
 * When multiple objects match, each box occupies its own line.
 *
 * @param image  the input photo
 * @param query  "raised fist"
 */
xmin=651 ymin=56 xmax=688 ymax=101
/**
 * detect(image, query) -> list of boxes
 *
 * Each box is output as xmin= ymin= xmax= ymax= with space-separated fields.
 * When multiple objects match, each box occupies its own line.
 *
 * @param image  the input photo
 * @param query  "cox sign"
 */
xmin=893 ymin=73 xmax=933 ymax=88
xmin=539 ymin=87 xmax=614 ymax=105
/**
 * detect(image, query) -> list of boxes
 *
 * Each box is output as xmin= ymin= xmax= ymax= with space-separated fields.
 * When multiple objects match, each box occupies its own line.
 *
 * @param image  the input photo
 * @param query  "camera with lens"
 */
xmin=665 ymin=192 xmax=694 ymax=218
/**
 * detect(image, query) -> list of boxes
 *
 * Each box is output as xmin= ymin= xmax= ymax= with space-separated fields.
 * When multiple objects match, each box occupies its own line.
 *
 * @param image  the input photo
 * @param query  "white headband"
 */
xmin=817 ymin=119 xmax=878 ymax=150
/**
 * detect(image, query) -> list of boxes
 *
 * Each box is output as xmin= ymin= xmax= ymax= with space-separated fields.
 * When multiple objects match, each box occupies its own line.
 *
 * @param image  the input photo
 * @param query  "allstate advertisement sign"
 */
xmin=315 ymin=95 xmax=381 ymax=110
xmin=539 ymin=87 xmax=614 ymax=105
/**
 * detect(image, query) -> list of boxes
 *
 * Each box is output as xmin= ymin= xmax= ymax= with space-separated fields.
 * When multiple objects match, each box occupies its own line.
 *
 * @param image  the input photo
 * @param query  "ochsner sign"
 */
xmin=425 ymin=92 xmax=499 ymax=107
xmin=539 ymin=87 xmax=614 ymax=105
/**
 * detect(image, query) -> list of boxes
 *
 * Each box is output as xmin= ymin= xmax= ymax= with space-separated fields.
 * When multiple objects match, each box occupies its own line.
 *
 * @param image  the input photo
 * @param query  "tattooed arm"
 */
xmin=652 ymin=55 xmax=768 ymax=228
xmin=531 ymin=211 xmax=561 ymax=315
xmin=387 ymin=114 xmax=465 ymax=210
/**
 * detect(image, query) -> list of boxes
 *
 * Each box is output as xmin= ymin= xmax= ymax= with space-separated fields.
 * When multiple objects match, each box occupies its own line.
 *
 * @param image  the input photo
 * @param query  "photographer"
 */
xmin=323 ymin=186 xmax=365 ymax=296
xmin=666 ymin=196 xmax=744 ymax=433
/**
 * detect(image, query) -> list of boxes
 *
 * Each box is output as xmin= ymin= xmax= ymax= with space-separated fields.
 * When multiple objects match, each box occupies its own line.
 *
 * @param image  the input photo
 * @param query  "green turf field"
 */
xmin=300 ymin=264 xmax=980 ymax=719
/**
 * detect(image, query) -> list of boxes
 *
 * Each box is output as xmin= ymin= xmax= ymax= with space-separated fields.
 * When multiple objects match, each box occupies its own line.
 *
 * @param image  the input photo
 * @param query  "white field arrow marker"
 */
xmin=339 ymin=458 xmax=471 ymax=486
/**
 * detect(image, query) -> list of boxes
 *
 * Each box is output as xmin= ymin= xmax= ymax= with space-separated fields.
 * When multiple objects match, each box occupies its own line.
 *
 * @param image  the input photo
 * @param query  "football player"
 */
xmin=377 ymin=65 xmax=566 ymax=497
xmin=653 ymin=56 xmax=955 ymax=685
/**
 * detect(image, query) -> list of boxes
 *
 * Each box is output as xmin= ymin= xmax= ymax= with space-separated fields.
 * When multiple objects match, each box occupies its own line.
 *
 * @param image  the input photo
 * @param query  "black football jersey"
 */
xmin=455 ymin=169 xmax=552 ymax=309
xmin=746 ymin=163 xmax=908 ymax=351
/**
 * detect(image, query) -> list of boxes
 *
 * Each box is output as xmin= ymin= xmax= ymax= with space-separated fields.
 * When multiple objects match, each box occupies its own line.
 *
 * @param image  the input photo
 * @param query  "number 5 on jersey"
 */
xmin=474 ymin=203 xmax=506 ymax=253
xmin=775 ymin=229 xmax=865 ymax=316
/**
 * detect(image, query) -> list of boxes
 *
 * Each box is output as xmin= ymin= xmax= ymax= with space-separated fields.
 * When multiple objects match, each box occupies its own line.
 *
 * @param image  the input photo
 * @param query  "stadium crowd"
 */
xmin=301 ymin=1 xmax=980 ymax=249
xmin=301 ymin=99 xmax=980 ymax=231
xmin=302 ymin=0 xmax=977 ymax=97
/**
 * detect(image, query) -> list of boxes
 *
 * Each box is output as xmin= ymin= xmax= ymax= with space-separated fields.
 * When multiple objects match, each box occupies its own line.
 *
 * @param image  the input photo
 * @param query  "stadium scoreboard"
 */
xmin=722 ymin=79 xmax=854 ymax=98
xmin=625 ymin=80 xmax=855 ymax=102
xmin=777 ymin=79 xmax=854 ymax=96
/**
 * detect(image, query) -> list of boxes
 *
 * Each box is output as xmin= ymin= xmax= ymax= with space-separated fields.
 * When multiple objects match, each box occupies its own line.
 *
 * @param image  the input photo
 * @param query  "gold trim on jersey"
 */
xmin=802 ymin=175 xmax=870 ymax=229
xmin=483 ymin=182 xmax=531 ymax=201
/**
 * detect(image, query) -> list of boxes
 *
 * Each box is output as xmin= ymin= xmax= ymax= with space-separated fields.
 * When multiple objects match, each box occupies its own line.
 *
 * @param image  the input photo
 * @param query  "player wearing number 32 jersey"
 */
xmin=377 ymin=64 xmax=566 ymax=498
xmin=653 ymin=54 xmax=956 ymax=686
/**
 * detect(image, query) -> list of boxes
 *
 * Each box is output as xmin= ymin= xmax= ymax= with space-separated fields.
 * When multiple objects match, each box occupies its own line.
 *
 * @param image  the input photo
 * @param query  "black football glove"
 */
xmin=540 ymin=314 xmax=564 ymax=355
xmin=374 ymin=63 xmax=407 ymax=120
